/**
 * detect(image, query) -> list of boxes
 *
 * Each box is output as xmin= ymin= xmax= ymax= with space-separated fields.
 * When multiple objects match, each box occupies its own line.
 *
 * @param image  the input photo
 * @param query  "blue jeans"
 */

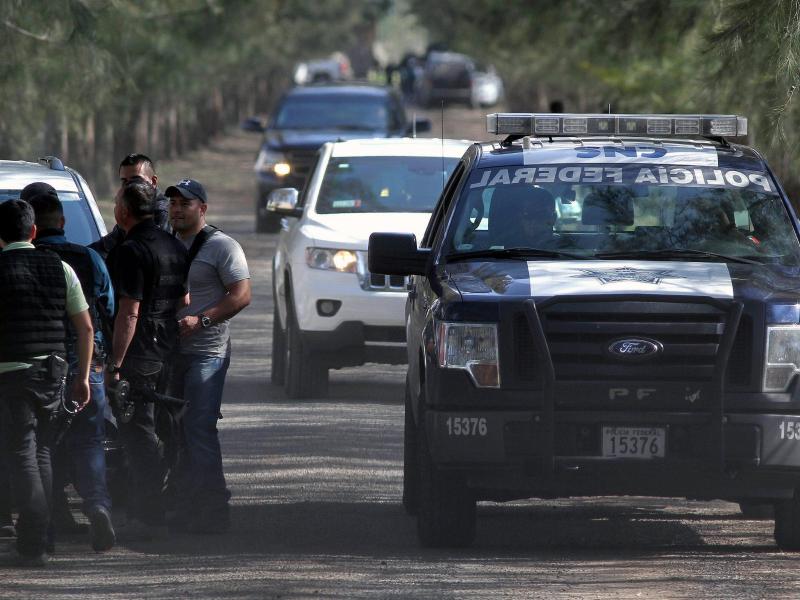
xmin=63 ymin=364 xmax=111 ymax=513
xmin=168 ymin=353 xmax=230 ymax=517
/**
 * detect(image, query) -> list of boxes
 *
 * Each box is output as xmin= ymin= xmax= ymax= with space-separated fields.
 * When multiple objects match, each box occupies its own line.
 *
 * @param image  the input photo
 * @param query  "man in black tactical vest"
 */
xmin=105 ymin=180 xmax=188 ymax=535
xmin=27 ymin=183 xmax=116 ymax=552
xmin=0 ymin=199 xmax=93 ymax=566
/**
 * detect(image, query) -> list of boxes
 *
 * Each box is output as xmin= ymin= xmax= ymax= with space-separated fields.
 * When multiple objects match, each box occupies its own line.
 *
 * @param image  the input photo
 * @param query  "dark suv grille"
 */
xmin=285 ymin=150 xmax=317 ymax=180
xmin=514 ymin=301 xmax=751 ymax=386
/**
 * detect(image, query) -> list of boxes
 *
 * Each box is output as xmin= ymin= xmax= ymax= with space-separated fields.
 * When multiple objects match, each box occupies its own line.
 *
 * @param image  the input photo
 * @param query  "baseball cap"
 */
xmin=165 ymin=178 xmax=207 ymax=203
xmin=20 ymin=181 xmax=58 ymax=202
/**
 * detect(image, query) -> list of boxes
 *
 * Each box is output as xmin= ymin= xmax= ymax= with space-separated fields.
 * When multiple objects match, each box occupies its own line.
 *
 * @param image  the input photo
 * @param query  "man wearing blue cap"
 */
xmin=165 ymin=178 xmax=251 ymax=533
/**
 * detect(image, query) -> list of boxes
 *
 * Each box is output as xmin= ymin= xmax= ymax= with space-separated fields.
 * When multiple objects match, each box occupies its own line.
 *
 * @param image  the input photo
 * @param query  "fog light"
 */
xmin=274 ymin=162 xmax=291 ymax=177
xmin=317 ymin=299 xmax=341 ymax=317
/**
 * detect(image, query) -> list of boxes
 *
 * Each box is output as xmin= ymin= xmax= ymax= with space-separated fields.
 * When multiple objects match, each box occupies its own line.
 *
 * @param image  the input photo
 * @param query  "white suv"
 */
xmin=269 ymin=137 xmax=470 ymax=398
xmin=0 ymin=157 xmax=107 ymax=243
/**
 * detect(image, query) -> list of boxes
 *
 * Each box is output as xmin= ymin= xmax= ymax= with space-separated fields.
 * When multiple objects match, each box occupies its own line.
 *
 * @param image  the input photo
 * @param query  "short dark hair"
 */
xmin=119 ymin=180 xmax=156 ymax=219
xmin=0 ymin=199 xmax=35 ymax=243
xmin=28 ymin=191 xmax=64 ymax=230
xmin=119 ymin=153 xmax=156 ymax=175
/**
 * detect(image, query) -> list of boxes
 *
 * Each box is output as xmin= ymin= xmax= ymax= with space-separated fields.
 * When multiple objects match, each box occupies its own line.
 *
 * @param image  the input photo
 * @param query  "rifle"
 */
xmin=107 ymin=378 xmax=185 ymax=424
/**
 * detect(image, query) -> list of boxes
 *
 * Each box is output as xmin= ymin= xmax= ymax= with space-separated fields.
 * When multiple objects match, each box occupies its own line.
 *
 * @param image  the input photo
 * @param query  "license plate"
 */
xmin=602 ymin=426 xmax=665 ymax=459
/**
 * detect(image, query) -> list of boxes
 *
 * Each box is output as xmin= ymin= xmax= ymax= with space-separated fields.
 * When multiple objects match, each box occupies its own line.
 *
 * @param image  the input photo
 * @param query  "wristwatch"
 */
xmin=106 ymin=363 xmax=121 ymax=375
xmin=199 ymin=313 xmax=212 ymax=328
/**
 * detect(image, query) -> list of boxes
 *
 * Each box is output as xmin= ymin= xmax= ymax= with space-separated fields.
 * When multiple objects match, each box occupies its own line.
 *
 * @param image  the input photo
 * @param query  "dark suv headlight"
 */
xmin=254 ymin=148 xmax=290 ymax=177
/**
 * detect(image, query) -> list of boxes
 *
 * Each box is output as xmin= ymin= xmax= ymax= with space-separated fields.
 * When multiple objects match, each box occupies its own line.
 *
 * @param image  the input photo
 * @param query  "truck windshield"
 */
xmin=315 ymin=156 xmax=459 ymax=214
xmin=446 ymin=164 xmax=800 ymax=264
xmin=273 ymin=95 xmax=393 ymax=131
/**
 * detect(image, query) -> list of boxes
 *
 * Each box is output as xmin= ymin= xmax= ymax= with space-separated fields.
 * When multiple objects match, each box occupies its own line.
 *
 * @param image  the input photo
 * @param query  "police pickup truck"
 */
xmin=368 ymin=113 xmax=800 ymax=549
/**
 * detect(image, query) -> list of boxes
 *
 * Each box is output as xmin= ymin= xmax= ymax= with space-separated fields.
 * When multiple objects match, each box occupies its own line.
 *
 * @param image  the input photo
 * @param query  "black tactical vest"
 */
xmin=0 ymin=247 xmax=67 ymax=361
xmin=34 ymin=234 xmax=106 ymax=356
xmin=121 ymin=220 xmax=188 ymax=362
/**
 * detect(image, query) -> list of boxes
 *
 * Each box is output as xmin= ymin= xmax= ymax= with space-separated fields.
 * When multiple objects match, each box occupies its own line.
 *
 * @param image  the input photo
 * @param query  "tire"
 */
xmin=774 ymin=492 xmax=800 ymax=550
xmin=739 ymin=501 xmax=774 ymax=520
xmin=270 ymin=302 xmax=286 ymax=386
xmin=402 ymin=381 xmax=418 ymax=516
xmin=284 ymin=298 xmax=329 ymax=399
xmin=416 ymin=414 xmax=476 ymax=548
xmin=256 ymin=211 xmax=281 ymax=234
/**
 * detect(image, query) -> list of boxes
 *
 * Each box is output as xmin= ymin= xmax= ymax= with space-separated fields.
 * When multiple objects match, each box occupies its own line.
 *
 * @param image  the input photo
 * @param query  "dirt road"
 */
xmin=3 ymin=106 xmax=800 ymax=598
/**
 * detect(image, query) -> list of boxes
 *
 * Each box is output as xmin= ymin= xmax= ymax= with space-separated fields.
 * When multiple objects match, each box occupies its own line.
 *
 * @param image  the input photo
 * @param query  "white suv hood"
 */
xmin=302 ymin=212 xmax=432 ymax=248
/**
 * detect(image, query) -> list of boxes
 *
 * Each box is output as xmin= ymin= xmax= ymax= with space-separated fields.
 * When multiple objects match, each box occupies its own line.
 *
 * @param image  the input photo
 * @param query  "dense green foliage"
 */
xmin=0 ymin=0 xmax=386 ymax=193
xmin=4 ymin=1 xmax=800 ymax=197
xmin=410 ymin=0 xmax=800 ymax=198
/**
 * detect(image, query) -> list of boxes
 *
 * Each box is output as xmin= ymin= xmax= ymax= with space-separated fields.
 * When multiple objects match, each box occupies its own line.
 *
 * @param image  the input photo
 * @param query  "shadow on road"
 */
xmin=97 ymin=500 xmax=774 ymax=560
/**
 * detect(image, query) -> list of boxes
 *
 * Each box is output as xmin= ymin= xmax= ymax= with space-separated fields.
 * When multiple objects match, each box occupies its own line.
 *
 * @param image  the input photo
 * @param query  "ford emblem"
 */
xmin=607 ymin=338 xmax=662 ymax=360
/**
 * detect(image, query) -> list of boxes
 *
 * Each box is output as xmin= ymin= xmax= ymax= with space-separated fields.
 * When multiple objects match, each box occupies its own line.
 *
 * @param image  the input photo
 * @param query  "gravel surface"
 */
xmin=3 ymin=105 xmax=800 ymax=598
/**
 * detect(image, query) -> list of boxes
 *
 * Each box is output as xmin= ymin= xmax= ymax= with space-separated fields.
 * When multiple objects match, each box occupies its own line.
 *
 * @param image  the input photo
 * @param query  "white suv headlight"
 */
xmin=254 ymin=148 xmax=290 ymax=176
xmin=436 ymin=322 xmax=500 ymax=388
xmin=764 ymin=325 xmax=800 ymax=391
xmin=306 ymin=247 xmax=358 ymax=273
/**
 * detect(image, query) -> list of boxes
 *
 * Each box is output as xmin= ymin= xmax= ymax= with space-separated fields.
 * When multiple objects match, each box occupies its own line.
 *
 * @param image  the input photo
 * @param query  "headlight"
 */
xmin=764 ymin=325 xmax=800 ymax=391
xmin=254 ymin=148 xmax=290 ymax=177
xmin=436 ymin=322 xmax=500 ymax=388
xmin=305 ymin=247 xmax=358 ymax=273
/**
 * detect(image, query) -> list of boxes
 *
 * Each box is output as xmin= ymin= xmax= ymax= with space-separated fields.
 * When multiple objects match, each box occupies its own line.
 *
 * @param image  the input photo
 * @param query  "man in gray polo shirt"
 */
xmin=165 ymin=179 xmax=251 ymax=533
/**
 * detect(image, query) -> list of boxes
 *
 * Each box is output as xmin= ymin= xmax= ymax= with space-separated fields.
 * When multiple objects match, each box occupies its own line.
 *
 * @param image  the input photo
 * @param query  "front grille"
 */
xmin=285 ymin=150 xmax=317 ymax=180
xmin=366 ymin=272 xmax=409 ymax=291
xmin=514 ymin=300 xmax=748 ymax=384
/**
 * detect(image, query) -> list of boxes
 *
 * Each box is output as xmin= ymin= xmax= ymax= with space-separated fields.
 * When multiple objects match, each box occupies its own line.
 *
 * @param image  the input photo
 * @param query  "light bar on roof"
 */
xmin=487 ymin=113 xmax=748 ymax=138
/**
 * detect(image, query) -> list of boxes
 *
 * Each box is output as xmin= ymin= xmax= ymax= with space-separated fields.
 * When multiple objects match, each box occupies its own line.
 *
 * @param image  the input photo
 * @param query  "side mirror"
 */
xmin=406 ymin=118 xmax=432 ymax=136
xmin=266 ymin=188 xmax=303 ymax=218
xmin=241 ymin=117 xmax=265 ymax=133
xmin=368 ymin=232 xmax=429 ymax=276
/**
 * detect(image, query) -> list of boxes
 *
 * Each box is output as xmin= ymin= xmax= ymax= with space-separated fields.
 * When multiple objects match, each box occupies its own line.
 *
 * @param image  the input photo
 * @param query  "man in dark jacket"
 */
xmin=0 ymin=199 xmax=93 ymax=566
xmin=28 ymin=184 xmax=116 ymax=551
xmin=105 ymin=180 xmax=188 ymax=535
xmin=90 ymin=153 xmax=170 ymax=261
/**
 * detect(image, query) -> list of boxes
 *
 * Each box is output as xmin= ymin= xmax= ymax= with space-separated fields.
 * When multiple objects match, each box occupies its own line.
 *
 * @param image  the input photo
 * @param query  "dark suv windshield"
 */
xmin=316 ymin=156 xmax=458 ymax=214
xmin=273 ymin=94 xmax=396 ymax=131
xmin=446 ymin=163 xmax=800 ymax=264
xmin=0 ymin=191 xmax=102 ymax=246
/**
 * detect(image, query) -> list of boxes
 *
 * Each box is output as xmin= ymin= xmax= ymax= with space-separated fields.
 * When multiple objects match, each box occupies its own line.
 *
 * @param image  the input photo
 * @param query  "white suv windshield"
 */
xmin=316 ymin=156 xmax=459 ymax=214
xmin=0 ymin=191 xmax=101 ymax=246
xmin=447 ymin=164 xmax=800 ymax=264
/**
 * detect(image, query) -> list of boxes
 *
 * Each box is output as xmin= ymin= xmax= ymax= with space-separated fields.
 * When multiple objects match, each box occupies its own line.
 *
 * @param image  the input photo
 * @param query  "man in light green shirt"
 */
xmin=0 ymin=241 xmax=89 ymax=374
xmin=0 ymin=199 xmax=92 ymax=566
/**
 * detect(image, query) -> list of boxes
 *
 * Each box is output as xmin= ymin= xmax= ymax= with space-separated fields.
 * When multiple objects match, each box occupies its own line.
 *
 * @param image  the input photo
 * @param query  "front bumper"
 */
xmin=292 ymin=268 xmax=408 ymax=367
xmin=293 ymin=268 xmax=407 ymax=332
xmin=424 ymin=408 xmax=800 ymax=501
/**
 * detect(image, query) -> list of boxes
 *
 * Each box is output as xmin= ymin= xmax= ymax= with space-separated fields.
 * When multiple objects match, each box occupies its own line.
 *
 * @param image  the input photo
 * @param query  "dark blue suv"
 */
xmin=243 ymin=83 xmax=430 ymax=232
xmin=370 ymin=112 xmax=800 ymax=550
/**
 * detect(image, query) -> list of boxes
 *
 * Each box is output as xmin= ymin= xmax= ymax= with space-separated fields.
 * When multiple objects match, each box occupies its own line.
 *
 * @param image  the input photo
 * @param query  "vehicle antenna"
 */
xmin=441 ymin=101 xmax=446 ymax=189
xmin=412 ymin=110 xmax=417 ymax=138
xmin=608 ymin=103 xmax=612 ymax=115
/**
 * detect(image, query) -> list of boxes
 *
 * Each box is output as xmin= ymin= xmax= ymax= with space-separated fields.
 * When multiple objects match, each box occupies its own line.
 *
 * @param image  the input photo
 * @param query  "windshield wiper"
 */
xmin=333 ymin=124 xmax=381 ymax=131
xmin=445 ymin=247 xmax=585 ymax=262
xmin=594 ymin=248 xmax=761 ymax=265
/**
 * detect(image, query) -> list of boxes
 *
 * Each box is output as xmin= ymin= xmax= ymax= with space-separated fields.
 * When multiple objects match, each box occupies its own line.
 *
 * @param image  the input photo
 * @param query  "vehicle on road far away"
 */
xmin=415 ymin=51 xmax=504 ymax=108
xmin=268 ymin=137 xmax=470 ymax=398
xmin=242 ymin=83 xmax=432 ymax=233
xmin=369 ymin=112 xmax=800 ymax=550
